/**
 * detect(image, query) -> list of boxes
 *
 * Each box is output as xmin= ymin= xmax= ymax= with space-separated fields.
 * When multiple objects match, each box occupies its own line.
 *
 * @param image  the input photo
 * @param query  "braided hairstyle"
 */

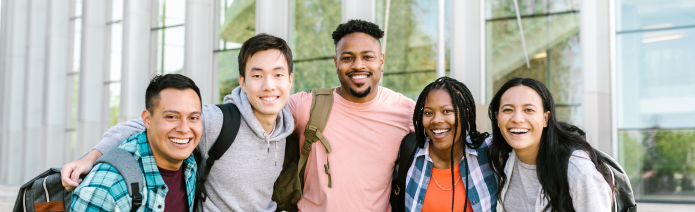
xmin=413 ymin=77 xmax=489 ymax=212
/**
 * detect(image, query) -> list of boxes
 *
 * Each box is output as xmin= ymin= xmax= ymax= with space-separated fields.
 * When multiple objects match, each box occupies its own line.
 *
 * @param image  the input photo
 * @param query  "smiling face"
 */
xmin=334 ymin=32 xmax=384 ymax=103
xmin=142 ymin=88 xmax=203 ymax=170
xmin=239 ymin=49 xmax=293 ymax=121
xmin=496 ymin=85 xmax=550 ymax=158
xmin=423 ymin=89 xmax=464 ymax=151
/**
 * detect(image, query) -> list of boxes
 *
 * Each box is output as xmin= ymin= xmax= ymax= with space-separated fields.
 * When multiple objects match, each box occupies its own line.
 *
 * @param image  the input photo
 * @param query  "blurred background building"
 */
xmin=0 ymin=0 xmax=693 ymax=210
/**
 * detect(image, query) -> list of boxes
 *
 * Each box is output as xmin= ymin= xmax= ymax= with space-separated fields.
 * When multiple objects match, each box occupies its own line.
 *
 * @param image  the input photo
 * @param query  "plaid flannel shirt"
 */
xmin=71 ymin=131 xmax=197 ymax=212
xmin=404 ymin=135 xmax=498 ymax=212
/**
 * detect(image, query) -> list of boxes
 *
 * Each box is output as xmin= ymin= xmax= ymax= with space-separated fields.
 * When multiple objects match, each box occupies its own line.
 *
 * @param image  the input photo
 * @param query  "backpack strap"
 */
xmin=297 ymin=88 xmax=334 ymax=188
xmin=195 ymin=103 xmax=242 ymax=204
xmin=95 ymin=148 xmax=144 ymax=212
xmin=396 ymin=133 xmax=417 ymax=203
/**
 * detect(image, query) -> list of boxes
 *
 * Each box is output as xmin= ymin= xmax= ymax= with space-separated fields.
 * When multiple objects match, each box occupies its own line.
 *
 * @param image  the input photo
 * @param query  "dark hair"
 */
xmin=486 ymin=78 xmax=615 ymax=212
xmin=237 ymin=33 xmax=293 ymax=78
xmin=145 ymin=74 xmax=201 ymax=113
xmin=331 ymin=19 xmax=384 ymax=46
xmin=413 ymin=77 xmax=489 ymax=212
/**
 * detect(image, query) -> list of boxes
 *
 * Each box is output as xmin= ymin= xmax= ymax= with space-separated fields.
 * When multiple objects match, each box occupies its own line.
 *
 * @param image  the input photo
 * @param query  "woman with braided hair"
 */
xmin=398 ymin=77 xmax=498 ymax=212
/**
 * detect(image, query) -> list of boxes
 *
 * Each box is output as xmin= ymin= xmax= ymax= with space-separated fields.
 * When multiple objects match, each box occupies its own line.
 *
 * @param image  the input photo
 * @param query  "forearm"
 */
xmin=94 ymin=119 xmax=146 ymax=153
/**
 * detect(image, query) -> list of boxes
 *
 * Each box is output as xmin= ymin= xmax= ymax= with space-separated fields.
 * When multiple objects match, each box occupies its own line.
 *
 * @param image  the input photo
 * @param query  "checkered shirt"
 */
xmin=71 ymin=131 xmax=197 ymax=212
xmin=404 ymin=135 xmax=498 ymax=212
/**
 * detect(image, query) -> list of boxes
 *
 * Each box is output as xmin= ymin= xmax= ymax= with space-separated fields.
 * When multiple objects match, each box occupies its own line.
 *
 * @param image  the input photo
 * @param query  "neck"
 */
xmin=147 ymin=134 xmax=184 ymax=171
xmin=253 ymin=110 xmax=277 ymax=135
xmin=514 ymin=146 xmax=539 ymax=165
xmin=429 ymin=139 xmax=465 ymax=169
xmin=336 ymin=86 xmax=378 ymax=103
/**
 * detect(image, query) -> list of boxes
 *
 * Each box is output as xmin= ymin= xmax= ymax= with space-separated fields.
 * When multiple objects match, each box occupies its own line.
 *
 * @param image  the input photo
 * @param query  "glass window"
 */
xmin=290 ymin=0 xmax=341 ymax=93
xmin=155 ymin=0 xmax=185 ymax=75
xmin=108 ymin=0 xmax=123 ymax=127
xmin=66 ymin=0 xmax=84 ymax=149
xmin=216 ymin=0 xmax=255 ymax=103
xmin=485 ymin=0 xmax=582 ymax=125
xmin=616 ymin=0 xmax=695 ymax=202
xmin=375 ymin=0 xmax=451 ymax=100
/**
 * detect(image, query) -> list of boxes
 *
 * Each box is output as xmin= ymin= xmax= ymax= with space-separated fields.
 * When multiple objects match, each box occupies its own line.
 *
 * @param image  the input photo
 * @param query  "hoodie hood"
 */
xmin=223 ymin=86 xmax=294 ymax=142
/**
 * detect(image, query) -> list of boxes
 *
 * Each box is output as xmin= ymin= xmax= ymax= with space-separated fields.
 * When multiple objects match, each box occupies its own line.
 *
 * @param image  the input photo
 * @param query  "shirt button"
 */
xmin=161 ymin=185 xmax=166 ymax=190
xmin=472 ymin=200 xmax=477 ymax=204
xmin=158 ymin=205 xmax=162 ymax=209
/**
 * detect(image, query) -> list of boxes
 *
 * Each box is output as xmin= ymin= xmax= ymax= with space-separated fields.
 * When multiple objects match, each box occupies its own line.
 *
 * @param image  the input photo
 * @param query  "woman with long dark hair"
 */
xmin=487 ymin=78 xmax=615 ymax=212
xmin=400 ymin=77 xmax=497 ymax=212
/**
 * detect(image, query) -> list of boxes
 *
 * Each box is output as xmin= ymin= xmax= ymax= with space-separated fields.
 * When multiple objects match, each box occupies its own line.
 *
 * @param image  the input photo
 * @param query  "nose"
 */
xmin=261 ymin=75 xmax=276 ymax=92
xmin=432 ymin=112 xmax=445 ymax=124
xmin=510 ymin=110 xmax=525 ymax=124
xmin=176 ymin=118 xmax=192 ymax=134
xmin=351 ymin=57 xmax=366 ymax=70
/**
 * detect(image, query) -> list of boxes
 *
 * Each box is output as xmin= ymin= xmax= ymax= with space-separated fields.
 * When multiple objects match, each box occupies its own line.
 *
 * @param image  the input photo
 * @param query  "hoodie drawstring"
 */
xmin=264 ymin=134 xmax=278 ymax=166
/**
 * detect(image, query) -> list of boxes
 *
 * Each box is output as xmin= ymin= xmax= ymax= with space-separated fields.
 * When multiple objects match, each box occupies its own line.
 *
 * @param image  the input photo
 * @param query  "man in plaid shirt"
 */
xmin=71 ymin=74 xmax=202 ymax=212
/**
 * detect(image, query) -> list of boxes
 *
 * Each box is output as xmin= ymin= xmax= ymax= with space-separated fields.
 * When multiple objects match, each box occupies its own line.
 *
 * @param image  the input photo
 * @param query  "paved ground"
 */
xmin=0 ymin=184 xmax=693 ymax=211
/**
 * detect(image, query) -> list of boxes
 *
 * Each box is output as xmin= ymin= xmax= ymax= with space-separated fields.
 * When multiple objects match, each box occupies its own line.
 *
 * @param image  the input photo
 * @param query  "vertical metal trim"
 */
xmin=436 ymin=0 xmax=445 ymax=78
xmin=479 ymin=0 xmax=486 ymax=104
xmin=609 ymin=0 xmax=618 ymax=159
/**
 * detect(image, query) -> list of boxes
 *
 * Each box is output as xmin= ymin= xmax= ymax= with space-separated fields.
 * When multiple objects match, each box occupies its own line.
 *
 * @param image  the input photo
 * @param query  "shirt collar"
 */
xmin=414 ymin=133 xmax=479 ymax=162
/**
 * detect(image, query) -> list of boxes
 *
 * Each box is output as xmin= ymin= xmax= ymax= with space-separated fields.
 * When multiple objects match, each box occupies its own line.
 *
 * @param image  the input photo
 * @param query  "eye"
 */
xmin=251 ymin=75 xmax=262 ymax=78
xmin=275 ymin=74 xmax=284 ymax=77
xmin=443 ymin=109 xmax=452 ymax=114
xmin=190 ymin=116 xmax=200 ymax=121
xmin=502 ymin=108 xmax=512 ymax=112
xmin=166 ymin=115 xmax=177 ymax=120
xmin=341 ymin=57 xmax=353 ymax=61
xmin=363 ymin=55 xmax=374 ymax=60
xmin=525 ymin=108 xmax=535 ymax=112
xmin=424 ymin=111 xmax=433 ymax=116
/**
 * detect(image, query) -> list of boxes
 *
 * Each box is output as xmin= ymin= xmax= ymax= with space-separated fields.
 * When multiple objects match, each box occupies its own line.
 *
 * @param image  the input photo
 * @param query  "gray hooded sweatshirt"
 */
xmin=94 ymin=87 xmax=294 ymax=212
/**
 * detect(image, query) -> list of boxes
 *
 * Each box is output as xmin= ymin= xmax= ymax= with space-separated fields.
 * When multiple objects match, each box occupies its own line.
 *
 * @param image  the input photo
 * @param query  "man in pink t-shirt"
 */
xmin=289 ymin=19 xmax=415 ymax=212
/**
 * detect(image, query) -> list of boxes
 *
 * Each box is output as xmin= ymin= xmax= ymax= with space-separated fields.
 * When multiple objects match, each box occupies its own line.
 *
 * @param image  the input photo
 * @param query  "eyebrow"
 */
xmin=340 ymin=50 xmax=376 ymax=55
xmin=423 ymin=104 xmax=453 ymax=109
xmin=501 ymin=103 xmax=537 ymax=108
xmin=162 ymin=110 xmax=202 ymax=115
xmin=250 ymin=66 xmax=285 ymax=71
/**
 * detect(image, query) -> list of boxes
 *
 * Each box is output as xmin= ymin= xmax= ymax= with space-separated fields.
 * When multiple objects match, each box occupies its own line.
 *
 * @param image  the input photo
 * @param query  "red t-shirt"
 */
xmin=422 ymin=165 xmax=473 ymax=212
xmin=158 ymin=166 xmax=188 ymax=212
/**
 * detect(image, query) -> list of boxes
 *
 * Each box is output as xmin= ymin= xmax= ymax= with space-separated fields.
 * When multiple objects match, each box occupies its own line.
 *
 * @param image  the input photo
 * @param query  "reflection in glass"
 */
xmin=158 ymin=0 xmax=186 ymax=27
xmin=290 ymin=0 xmax=341 ymax=93
xmin=619 ymin=129 xmax=695 ymax=201
xmin=157 ymin=26 xmax=185 ymax=74
xmin=485 ymin=0 xmax=581 ymax=124
xmin=216 ymin=0 xmax=255 ymax=103
xmin=375 ymin=0 xmax=451 ymax=100
xmin=616 ymin=0 xmax=695 ymax=32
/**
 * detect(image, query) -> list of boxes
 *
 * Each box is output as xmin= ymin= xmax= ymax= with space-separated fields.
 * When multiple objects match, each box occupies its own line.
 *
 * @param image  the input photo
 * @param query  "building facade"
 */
xmin=1 ymin=0 xmax=693 ymax=207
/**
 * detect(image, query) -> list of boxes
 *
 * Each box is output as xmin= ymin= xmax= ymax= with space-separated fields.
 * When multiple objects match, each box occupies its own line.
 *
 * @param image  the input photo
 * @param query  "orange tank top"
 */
xmin=422 ymin=164 xmax=473 ymax=212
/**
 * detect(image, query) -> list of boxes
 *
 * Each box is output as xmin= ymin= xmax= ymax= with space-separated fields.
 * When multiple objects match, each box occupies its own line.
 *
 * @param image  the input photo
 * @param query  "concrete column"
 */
xmin=184 ymin=0 xmax=215 ymax=104
xmin=77 ymin=0 xmax=108 ymax=155
xmin=120 ymin=0 xmax=152 ymax=122
xmin=0 ymin=0 xmax=29 ymax=185
xmin=342 ymin=0 xmax=375 ymax=23
xmin=581 ymin=0 xmax=612 ymax=154
xmin=256 ymin=0 xmax=290 ymax=41
xmin=450 ymin=0 xmax=484 ymax=103
xmin=24 ymin=0 xmax=49 ymax=179
xmin=43 ymin=0 xmax=71 ymax=169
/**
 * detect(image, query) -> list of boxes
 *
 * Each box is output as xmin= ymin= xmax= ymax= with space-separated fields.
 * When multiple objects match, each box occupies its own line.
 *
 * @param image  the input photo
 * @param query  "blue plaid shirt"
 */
xmin=71 ymin=131 xmax=197 ymax=212
xmin=404 ymin=135 xmax=498 ymax=212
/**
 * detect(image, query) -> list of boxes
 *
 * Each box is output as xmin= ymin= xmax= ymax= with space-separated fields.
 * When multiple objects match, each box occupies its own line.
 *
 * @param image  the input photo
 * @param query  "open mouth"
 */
xmin=169 ymin=137 xmax=192 ymax=147
xmin=347 ymin=72 xmax=372 ymax=84
xmin=260 ymin=96 xmax=279 ymax=102
xmin=430 ymin=128 xmax=451 ymax=139
xmin=509 ymin=128 xmax=529 ymax=135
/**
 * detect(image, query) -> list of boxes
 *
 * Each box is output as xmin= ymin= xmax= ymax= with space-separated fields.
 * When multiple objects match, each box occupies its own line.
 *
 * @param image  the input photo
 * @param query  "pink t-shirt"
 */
xmin=289 ymin=86 xmax=415 ymax=212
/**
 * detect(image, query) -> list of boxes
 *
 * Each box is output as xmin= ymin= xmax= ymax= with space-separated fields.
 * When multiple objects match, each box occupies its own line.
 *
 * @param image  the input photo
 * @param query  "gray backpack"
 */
xmin=13 ymin=148 xmax=144 ymax=212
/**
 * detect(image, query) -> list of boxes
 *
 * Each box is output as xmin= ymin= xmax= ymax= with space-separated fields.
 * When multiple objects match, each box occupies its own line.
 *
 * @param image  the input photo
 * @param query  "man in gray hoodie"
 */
xmin=60 ymin=33 xmax=295 ymax=211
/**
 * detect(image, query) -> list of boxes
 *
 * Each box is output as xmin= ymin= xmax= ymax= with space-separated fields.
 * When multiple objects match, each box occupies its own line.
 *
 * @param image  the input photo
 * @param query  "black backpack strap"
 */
xmin=195 ymin=103 xmax=242 ymax=204
xmin=392 ymin=133 xmax=417 ymax=212
xmin=95 ymin=148 xmax=144 ymax=212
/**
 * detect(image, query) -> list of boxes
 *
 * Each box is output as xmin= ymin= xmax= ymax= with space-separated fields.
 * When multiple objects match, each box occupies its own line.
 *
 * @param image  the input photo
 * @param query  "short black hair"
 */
xmin=145 ymin=74 xmax=201 ymax=113
xmin=331 ymin=19 xmax=384 ymax=45
xmin=238 ymin=33 xmax=293 ymax=78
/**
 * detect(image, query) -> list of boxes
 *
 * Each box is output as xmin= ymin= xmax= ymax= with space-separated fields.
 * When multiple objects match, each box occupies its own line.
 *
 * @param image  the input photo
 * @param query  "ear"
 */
xmin=544 ymin=111 xmax=550 ymax=127
xmin=334 ymin=56 xmax=339 ymax=73
xmin=379 ymin=53 xmax=385 ymax=72
xmin=142 ymin=110 xmax=151 ymax=130
xmin=238 ymin=76 xmax=247 ymax=93
xmin=289 ymin=72 xmax=294 ymax=85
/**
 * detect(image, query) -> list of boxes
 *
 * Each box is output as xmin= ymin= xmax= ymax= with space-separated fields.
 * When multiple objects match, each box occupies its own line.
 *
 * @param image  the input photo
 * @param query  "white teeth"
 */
xmin=510 ymin=129 xmax=529 ymax=133
xmin=432 ymin=129 xmax=449 ymax=134
xmin=351 ymin=75 xmax=367 ymax=79
xmin=170 ymin=138 xmax=189 ymax=144
xmin=261 ymin=97 xmax=277 ymax=101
